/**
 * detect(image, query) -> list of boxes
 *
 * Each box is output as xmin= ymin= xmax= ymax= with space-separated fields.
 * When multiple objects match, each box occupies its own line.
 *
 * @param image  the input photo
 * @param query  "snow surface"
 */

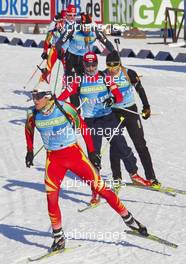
xmin=0 ymin=33 xmax=186 ymax=264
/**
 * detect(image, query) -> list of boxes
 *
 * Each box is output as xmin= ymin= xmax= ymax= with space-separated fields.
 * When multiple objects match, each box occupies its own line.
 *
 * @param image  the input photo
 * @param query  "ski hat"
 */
xmin=61 ymin=9 xmax=67 ymax=19
xmin=66 ymin=4 xmax=76 ymax=15
xmin=83 ymin=51 xmax=98 ymax=63
xmin=81 ymin=12 xmax=92 ymax=24
xmin=106 ymin=50 xmax=120 ymax=65
xmin=83 ymin=52 xmax=98 ymax=76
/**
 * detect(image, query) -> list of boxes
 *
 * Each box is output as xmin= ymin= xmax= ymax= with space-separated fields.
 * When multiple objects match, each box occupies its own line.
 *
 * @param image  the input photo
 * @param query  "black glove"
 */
xmin=54 ymin=12 xmax=61 ymax=22
xmin=103 ymin=97 xmax=115 ymax=108
xmin=25 ymin=151 xmax=34 ymax=168
xmin=89 ymin=152 xmax=101 ymax=171
xmin=142 ymin=107 xmax=151 ymax=120
xmin=41 ymin=52 xmax=48 ymax=60
xmin=58 ymin=49 xmax=64 ymax=60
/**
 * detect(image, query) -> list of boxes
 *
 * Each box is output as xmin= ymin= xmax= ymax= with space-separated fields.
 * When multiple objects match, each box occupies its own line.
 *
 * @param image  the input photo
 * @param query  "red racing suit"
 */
xmin=25 ymin=100 xmax=128 ymax=230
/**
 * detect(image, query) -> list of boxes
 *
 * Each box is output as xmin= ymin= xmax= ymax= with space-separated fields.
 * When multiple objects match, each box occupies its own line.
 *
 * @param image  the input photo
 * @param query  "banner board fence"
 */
xmin=103 ymin=0 xmax=184 ymax=28
xmin=0 ymin=0 xmax=55 ymax=24
xmin=55 ymin=0 xmax=103 ymax=24
xmin=0 ymin=0 xmax=184 ymax=28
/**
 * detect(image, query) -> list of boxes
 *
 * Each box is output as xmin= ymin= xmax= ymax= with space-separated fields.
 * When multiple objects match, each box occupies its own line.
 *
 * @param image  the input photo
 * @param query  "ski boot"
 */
xmin=149 ymin=179 xmax=161 ymax=190
xmin=122 ymin=212 xmax=148 ymax=236
xmin=130 ymin=173 xmax=151 ymax=186
xmin=90 ymin=191 xmax=100 ymax=207
xmin=51 ymin=228 xmax=65 ymax=252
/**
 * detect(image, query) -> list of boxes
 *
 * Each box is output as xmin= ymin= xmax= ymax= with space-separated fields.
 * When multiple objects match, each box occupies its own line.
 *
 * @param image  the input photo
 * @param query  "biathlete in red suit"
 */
xmin=25 ymin=83 xmax=148 ymax=252
xmin=40 ymin=6 xmax=75 ymax=83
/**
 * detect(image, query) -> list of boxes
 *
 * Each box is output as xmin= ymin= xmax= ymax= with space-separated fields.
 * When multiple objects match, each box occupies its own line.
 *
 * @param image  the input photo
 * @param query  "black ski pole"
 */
xmin=114 ymin=38 xmax=122 ymax=65
xmin=114 ymin=38 xmax=120 ymax=54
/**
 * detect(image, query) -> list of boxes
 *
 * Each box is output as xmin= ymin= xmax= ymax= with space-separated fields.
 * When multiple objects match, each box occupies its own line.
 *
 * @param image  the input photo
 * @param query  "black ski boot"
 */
xmin=122 ymin=212 xmax=148 ymax=236
xmin=51 ymin=228 xmax=65 ymax=252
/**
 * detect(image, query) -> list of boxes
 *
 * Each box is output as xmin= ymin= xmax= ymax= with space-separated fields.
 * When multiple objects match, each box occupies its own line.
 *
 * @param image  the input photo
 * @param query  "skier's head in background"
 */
xmin=83 ymin=51 xmax=98 ymax=76
xmin=53 ymin=10 xmax=66 ymax=30
xmin=61 ymin=9 xmax=66 ymax=19
xmin=61 ymin=9 xmax=67 ymax=23
xmin=66 ymin=4 xmax=76 ymax=24
xmin=106 ymin=50 xmax=121 ymax=76
xmin=32 ymin=82 xmax=53 ymax=111
xmin=80 ymin=13 xmax=92 ymax=35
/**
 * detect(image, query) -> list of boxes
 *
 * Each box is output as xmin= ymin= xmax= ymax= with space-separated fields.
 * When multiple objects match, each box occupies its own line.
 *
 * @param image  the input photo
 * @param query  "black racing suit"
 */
xmin=110 ymin=69 xmax=157 ymax=181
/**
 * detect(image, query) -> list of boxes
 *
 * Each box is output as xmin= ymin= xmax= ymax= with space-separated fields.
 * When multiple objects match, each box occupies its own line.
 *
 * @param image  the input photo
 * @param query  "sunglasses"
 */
xmin=32 ymin=91 xmax=50 ymax=100
xmin=106 ymin=62 xmax=120 ymax=67
xmin=84 ymin=61 xmax=98 ymax=68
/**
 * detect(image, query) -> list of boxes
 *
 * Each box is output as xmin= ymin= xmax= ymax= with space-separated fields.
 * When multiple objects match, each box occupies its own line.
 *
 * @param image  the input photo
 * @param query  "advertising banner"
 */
xmin=55 ymin=0 xmax=103 ymax=23
xmin=133 ymin=0 xmax=184 ymax=28
xmin=103 ymin=0 xmax=184 ymax=28
xmin=103 ymin=0 xmax=134 ymax=26
xmin=0 ymin=0 xmax=55 ymax=24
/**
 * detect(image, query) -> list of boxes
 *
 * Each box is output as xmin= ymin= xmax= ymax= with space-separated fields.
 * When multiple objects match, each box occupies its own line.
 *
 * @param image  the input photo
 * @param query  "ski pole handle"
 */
xmin=37 ymin=64 xmax=42 ymax=71
xmin=114 ymin=38 xmax=122 ymax=64
xmin=114 ymin=38 xmax=120 ymax=44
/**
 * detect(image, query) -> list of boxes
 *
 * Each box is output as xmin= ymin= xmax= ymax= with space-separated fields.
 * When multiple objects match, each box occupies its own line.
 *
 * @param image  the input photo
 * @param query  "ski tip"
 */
xmin=27 ymin=245 xmax=82 ymax=262
xmin=165 ymin=191 xmax=176 ymax=197
xmin=124 ymin=229 xmax=178 ymax=249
